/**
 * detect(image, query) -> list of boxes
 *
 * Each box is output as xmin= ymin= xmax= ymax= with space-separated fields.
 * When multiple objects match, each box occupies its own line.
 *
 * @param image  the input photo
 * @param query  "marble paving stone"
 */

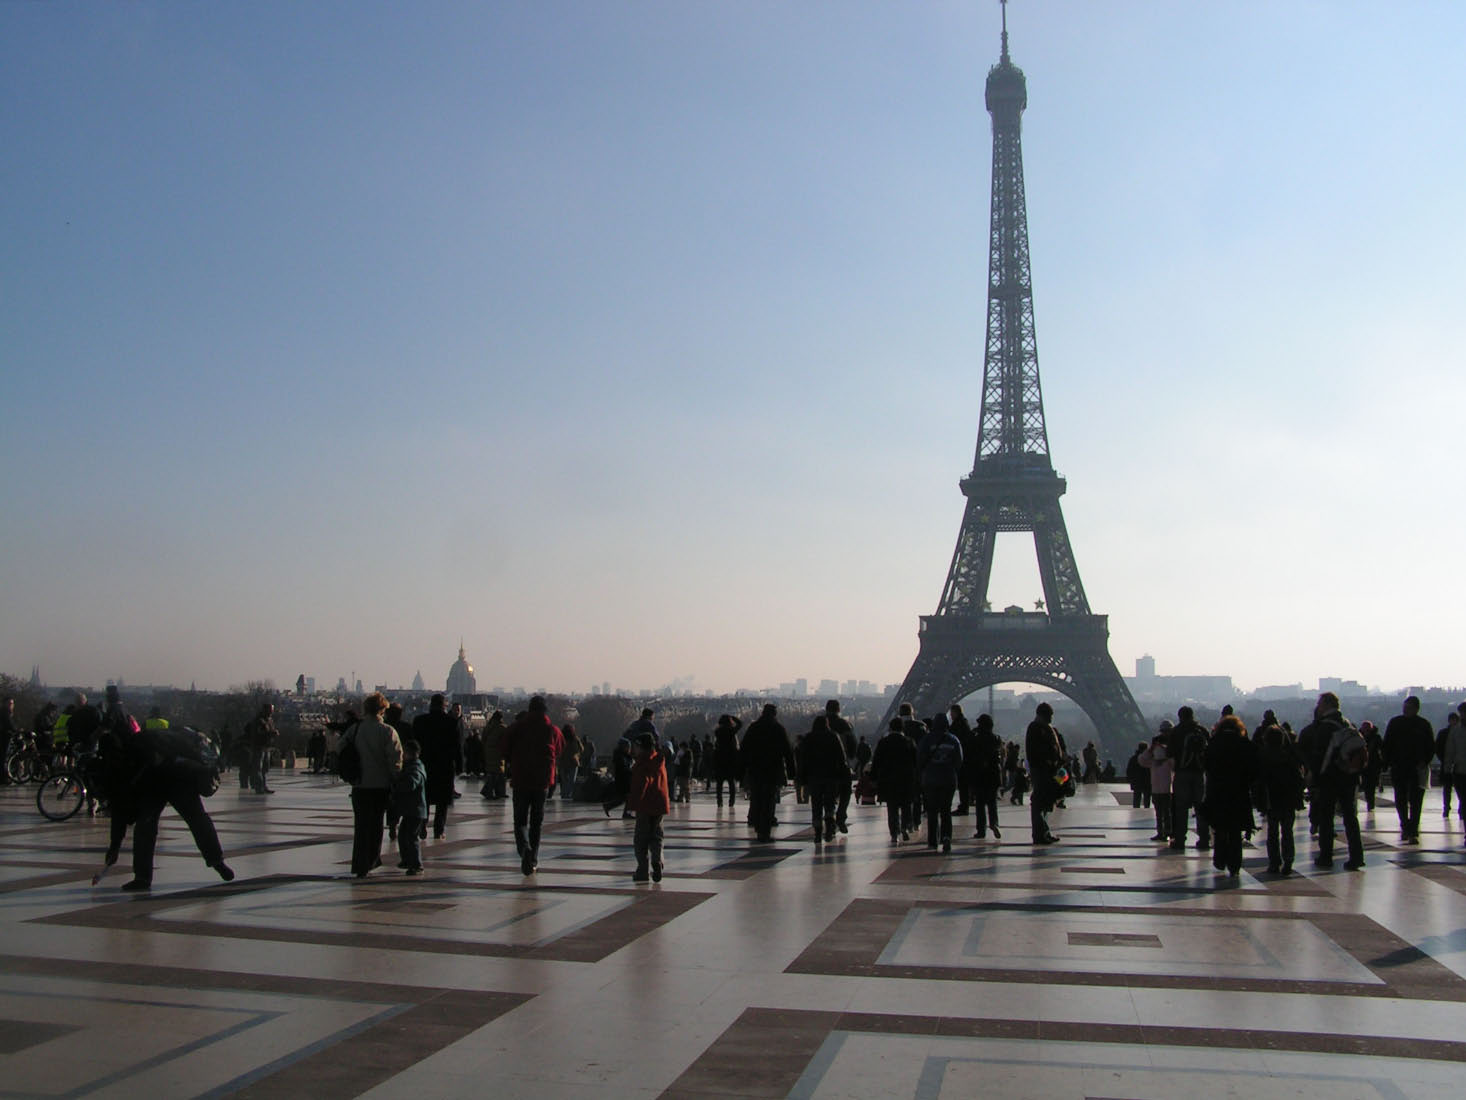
xmin=3 ymin=776 xmax=1466 ymax=1098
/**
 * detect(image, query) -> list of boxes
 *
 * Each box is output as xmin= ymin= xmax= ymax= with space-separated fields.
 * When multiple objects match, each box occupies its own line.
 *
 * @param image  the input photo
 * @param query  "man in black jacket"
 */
xmin=825 ymin=700 xmax=857 ymax=834
xmin=740 ymin=704 xmax=796 ymax=843
xmin=1299 ymin=691 xmax=1357 ymax=868
xmin=1383 ymin=695 xmax=1434 ymax=843
xmin=1168 ymin=707 xmax=1211 ymax=851
xmin=412 ymin=694 xmax=464 ymax=839
xmin=1025 ymin=703 xmax=1062 ymax=844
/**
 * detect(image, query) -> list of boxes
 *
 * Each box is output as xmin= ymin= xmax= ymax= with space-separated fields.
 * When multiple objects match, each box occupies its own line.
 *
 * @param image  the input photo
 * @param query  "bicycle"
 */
xmin=37 ymin=751 xmax=102 ymax=821
xmin=6 ymin=733 xmax=49 ymax=785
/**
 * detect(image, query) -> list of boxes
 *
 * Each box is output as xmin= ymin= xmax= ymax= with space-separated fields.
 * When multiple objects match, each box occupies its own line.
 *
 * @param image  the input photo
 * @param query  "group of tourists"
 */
xmin=1127 ymin=692 xmax=1466 ymax=876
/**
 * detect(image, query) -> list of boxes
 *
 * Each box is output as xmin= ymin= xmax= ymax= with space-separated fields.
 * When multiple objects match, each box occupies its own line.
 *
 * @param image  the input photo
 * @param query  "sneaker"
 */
xmin=975 ymin=829 xmax=986 ymax=839
xmin=837 ymin=821 xmax=848 ymax=834
xmin=121 ymin=879 xmax=152 ymax=892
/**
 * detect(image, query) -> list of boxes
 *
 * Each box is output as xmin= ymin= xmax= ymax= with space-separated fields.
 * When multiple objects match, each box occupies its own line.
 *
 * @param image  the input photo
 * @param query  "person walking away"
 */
xmin=0 ymin=696 xmax=15 ymax=785
xmin=243 ymin=703 xmax=278 ymax=794
xmin=1125 ymin=741 xmax=1151 ymax=809
xmin=1443 ymin=707 xmax=1466 ymax=835
xmin=559 ymin=723 xmax=584 ymax=802
xmin=672 ymin=740 xmax=694 ymax=803
xmin=602 ymin=736 xmax=635 ymax=818
xmin=825 ymin=700 xmax=857 ymax=834
xmin=740 ymin=704 xmax=796 ymax=844
xmin=948 ymin=704 xmax=976 ymax=816
xmin=1141 ymin=727 xmax=1173 ymax=842
xmin=393 ymin=740 xmax=427 ymax=874
xmin=1168 ymin=707 xmax=1210 ymax=850
xmin=1203 ymin=716 xmax=1258 ymax=877
xmin=1257 ymin=720 xmax=1305 ymax=875
xmin=800 ymin=714 xmax=850 ymax=844
xmin=502 ymin=696 xmax=565 ymax=876
xmin=344 ymin=693 xmax=403 ymax=878
xmin=1298 ymin=692 xmax=1357 ymax=868
xmin=627 ymin=733 xmax=670 ymax=882
xmin=1438 ymin=710 xmax=1460 ymax=819
xmin=872 ymin=718 xmax=918 ymax=842
xmin=412 ymin=695 xmax=463 ymax=839
xmin=970 ymin=714 xmax=1003 ymax=839
xmin=1318 ymin=706 xmax=1368 ymax=870
xmin=917 ymin=718 xmax=963 ymax=853
xmin=479 ymin=711 xmax=507 ymax=799
xmin=1381 ymin=695 xmax=1435 ymax=844
xmin=1025 ymin=703 xmax=1062 ymax=844
xmin=712 ymin=714 xmax=742 ymax=807
xmin=1082 ymin=741 xmax=1101 ymax=784
xmin=1359 ymin=721 xmax=1384 ymax=811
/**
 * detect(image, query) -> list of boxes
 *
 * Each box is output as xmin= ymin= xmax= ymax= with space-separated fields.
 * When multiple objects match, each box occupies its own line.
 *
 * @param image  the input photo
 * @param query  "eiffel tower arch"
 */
xmin=879 ymin=5 xmax=1149 ymax=761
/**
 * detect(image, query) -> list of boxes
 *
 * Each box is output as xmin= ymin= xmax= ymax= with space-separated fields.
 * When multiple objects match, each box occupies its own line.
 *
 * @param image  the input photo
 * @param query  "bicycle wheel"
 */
xmin=37 ymin=773 xmax=85 ymax=821
xmin=3 ymin=751 xmax=28 ymax=784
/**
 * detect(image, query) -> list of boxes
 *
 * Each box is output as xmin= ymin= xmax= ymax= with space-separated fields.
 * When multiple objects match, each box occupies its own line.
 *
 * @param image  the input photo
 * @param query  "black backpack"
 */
xmin=337 ymin=725 xmax=363 ymax=785
xmin=151 ymin=727 xmax=222 ymax=797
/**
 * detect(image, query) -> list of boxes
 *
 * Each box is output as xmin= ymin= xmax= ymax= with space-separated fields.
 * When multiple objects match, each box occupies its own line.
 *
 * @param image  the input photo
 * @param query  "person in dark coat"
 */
xmin=1126 ymin=742 xmax=1151 ymax=808
xmin=602 ymin=737 xmax=635 ymax=818
xmin=871 ymin=718 xmax=918 ymax=842
xmin=1382 ymin=695 xmax=1435 ymax=844
xmin=949 ymin=704 xmax=977 ymax=816
xmin=1203 ymin=715 xmax=1257 ymax=877
xmin=412 ymin=694 xmax=464 ymax=840
xmin=502 ymin=696 xmax=565 ymax=876
xmin=969 ymin=713 xmax=1003 ymax=839
xmin=711 ymin=714 xmax=742 ymax=807
xmin=739 ymin=704 xmax=796 ymax=843
xmin=799 ymin=714 xmax=850 ymax=844
xmin=917 ymin=719 xmax=963 ymax=852
xmin=1025 ymin=703 xmax=1062 ymax=844
xmin=102 ymin=716 xmax=234 ymax=891
xmin=1257 ymin=720 xmax=1305 ymax=875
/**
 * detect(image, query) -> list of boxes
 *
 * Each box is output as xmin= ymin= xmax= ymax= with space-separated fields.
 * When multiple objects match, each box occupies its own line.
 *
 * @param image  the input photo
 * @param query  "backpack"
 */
xmin=1179 ymin=729 xmax=1206 ymax=771
xmin=1335 ymin=725 xmax=1368 ymax=774
xmin=337 ymin=725 xmax=363 ymax=785
xmin=151 ymin=726 xmax=222 ymax=796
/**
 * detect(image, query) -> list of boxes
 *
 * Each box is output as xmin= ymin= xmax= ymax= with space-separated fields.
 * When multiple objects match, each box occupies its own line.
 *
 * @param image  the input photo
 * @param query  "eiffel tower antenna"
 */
xmin=879 ymin=7 xmax=1148 ymax=758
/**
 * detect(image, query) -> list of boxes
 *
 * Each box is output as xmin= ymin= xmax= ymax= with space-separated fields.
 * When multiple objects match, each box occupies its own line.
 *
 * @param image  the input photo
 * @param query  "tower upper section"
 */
xmin=973 ymin=1 xmax=1050 ymax=470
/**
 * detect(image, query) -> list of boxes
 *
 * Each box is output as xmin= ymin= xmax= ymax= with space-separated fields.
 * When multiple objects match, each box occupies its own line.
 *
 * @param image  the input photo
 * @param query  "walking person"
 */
xmin=1168 ymin=707 xmax=1210 ymax=850
xmin=627 ymin=733 xmax=670 ymax=882
xmin=1126 ymin=741 xmax=1151 ymax=809
xmin=344 ymin=693 xmax=403 ymax=879
xmin=917 ymin=716 xmax=963 ymax=853
xmin=1382 ymin=695 xmax=1435 ymax=844
xmin=970 ymin=713 xmax=1003 ymax=839
xmin=1203 ymin=715 xmax=1257 ymax=878
xmin=711 ymin=714 xmax=742 ymax=807
xmin=800 ymin=714 xmax=850 ymax=845
xmin=740 ymin=704 xmax=796 ymax=844
xmin=1438 ymin=710 xmax=1461 ymax=819
xmin=1025 ymin=703 xmax=1062 ymax=844
xmin=392 ymin=740 xmax=427 ymax=875
xmin=1141 ymin=727 xmax=1173 ymax=842
xmin=602 ymin=736 xmax=635 ymax=818
xmin=1442 ymin=708 xmax=1466 ymax=834
xmin=412 ymin=694 xmax=463 ymax=840
xmin=872 ymin=718 xmax=918 ymax=843
xmin=1257 ymin=720 xmax=1305 ymax=875
xmin=559 ymin=723 xmax=584 ymax=802
xmin=950 ymin=704 xmax=977 ymax=816
xmin=243 ymin=702 xmax=278 ymax=794
xmin=502 ymin=696 xmax=565 ymax=876
xmin=1301 ymin=692 xmax=1364 ymax=869
xmin=825 ymin=700 xmax=857 ymax=834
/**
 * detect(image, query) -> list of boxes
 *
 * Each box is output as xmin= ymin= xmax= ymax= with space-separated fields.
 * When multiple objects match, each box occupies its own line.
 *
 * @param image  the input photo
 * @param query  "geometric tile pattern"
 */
xmin=3 ymin=771 xmax=1465 ymax=1097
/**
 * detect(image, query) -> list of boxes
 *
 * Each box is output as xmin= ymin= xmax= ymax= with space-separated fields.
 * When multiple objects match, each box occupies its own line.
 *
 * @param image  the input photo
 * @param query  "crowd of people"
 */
xmin=7 ymin=686 xmax=1465 ymax=890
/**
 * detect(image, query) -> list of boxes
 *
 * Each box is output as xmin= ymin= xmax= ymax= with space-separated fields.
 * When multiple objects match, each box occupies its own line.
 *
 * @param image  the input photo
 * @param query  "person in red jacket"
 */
xmin=627 ymin=732 xmax=670 ymax=883
xmin=501 ymin=696 xmax=565 ymax=876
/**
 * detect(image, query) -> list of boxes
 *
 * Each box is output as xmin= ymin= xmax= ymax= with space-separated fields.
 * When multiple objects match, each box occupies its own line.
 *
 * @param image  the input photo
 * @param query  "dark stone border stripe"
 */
xmin=660 ymin=1006 xmax=1466 ymax=1097
xmin=0 ymin=953 xmax=530 ymax=1099
xmin=36 ymin=873 xmax=712 ymax=964
xmin=784 ymin=897 xmax=1466 ymax=1001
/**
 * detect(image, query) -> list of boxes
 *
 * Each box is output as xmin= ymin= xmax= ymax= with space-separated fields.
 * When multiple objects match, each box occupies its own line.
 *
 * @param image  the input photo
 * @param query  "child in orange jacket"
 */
xmin=627 ymin=733 xmax=670 ymax=882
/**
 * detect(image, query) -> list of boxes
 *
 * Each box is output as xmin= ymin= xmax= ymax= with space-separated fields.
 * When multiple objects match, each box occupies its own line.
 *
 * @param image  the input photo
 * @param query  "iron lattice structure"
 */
xmin=880 ymin=11 xmax=1148 ymax=759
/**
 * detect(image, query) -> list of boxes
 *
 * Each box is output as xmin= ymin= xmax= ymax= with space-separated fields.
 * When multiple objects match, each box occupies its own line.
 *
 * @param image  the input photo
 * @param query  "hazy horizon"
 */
xmin=4 ymin=2 xmax=1464 ymax=699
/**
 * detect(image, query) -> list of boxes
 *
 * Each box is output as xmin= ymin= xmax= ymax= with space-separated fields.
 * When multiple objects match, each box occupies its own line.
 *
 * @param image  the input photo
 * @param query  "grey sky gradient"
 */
xmin=3 ymin=1 xmax=1463 ymax=695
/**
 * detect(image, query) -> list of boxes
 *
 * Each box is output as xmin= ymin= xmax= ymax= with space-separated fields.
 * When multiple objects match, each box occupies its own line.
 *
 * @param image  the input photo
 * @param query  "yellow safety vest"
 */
xmin=52 ymin=713 xmax=70 ymax=746
xmin=144 ymin=717 xmax=170 ymax=731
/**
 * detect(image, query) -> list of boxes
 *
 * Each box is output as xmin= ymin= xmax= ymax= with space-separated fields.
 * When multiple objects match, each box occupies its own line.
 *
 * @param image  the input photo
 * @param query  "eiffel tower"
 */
xmin=880 ymin=3 xmax=1148 ymax=758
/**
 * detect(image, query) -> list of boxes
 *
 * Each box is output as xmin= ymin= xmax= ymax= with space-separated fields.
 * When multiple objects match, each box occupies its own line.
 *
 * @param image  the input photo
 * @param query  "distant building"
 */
xmin=817 ymin=679 xmax=839 ymax=698
xmin=1135 ymin=655 xmax=1156 ymax=680
xmin=447 ymin=644 xmax=476 ymax=696
xmin=1124 ymin=656 xmax=1233 ymax=707
xmin=411 ymin=670 xmax=425 ymax=692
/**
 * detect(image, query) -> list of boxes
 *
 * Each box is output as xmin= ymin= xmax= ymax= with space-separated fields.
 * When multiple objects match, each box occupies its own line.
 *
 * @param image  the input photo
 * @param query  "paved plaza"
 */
xmin=2 ymin=773 xmax=1464 ymax=1098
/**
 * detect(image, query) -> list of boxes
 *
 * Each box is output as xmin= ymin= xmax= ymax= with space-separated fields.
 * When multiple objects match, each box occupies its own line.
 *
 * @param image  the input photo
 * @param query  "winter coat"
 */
xmin=348 ymin=716 xmax=404 ymax=791
xmin=412 ymin=709 xmax=463 ymax=802
xmin=627 ymin=750 xmax=671 ymax=815
xmin=740 ymin=715 xmax=797 ymax=785
xmin=502 ymin=713 xmax=565 ymax=792
xmin=713 ymin=724 xmax=741 ymax=779
xmin=799 ymin=725 xmax=851 ymax=786
xmin=1202 ymin=728 xmax=1257 ymax=830
xmin=1139 ymin=742 xmax=1172 ymax=795
xmin=1257 ymin=735 xmax=1305 ymax=813
xmin=392 ymin=759 xmax=428 ymax=820
xmin=871 ymin=730 xmax=917 ymax=803
xmin=917 ymin=728 xmax=963 ymax=790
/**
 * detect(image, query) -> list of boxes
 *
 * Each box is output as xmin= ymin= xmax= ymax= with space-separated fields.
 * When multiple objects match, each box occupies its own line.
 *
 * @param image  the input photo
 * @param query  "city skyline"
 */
xmin=4 ymin=3 xmax=1464 ymax=698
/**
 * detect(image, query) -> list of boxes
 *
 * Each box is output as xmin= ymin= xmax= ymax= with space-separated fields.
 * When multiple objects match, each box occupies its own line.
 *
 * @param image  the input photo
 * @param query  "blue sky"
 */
xmin=3 ymin=1 xmax=1464 ymax=696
